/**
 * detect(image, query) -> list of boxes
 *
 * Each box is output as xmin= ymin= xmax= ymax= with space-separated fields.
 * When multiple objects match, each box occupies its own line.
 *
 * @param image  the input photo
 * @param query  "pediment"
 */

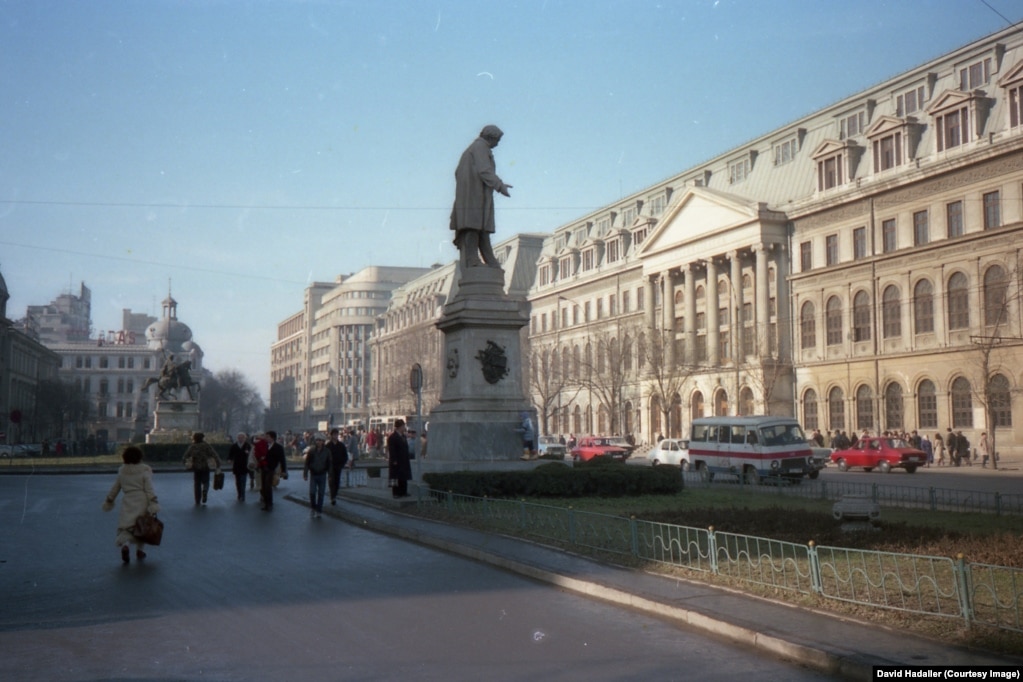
xmin=636 ymin=186 xmax=760 ymax=258
xmin=997 ymin=60 xmax=1023 ymax=87
xmin=811 ymin=138 xmax=854 ymax=159
xmin=926 ymin=89 xmax=977 ymax=114
xmin=865 ymin=115 xmax=913 ymax=138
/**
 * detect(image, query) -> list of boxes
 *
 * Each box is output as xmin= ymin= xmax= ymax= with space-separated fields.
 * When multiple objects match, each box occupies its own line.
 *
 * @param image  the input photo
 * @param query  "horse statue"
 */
xmin=142 ymin=359 xmax=201 ymax=402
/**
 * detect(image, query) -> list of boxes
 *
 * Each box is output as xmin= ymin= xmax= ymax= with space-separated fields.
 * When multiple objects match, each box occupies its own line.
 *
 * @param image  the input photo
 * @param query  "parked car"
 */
xmin=644 ymin=439 xmax=691 ymax=468
xmin=606 ymin=436 xmax=637 ymax=456
xmin=537 ymin=435 xmax=568 ymax=459
xmin=570 ymin=436 xmax=630 ymax=462
xmin=830 ymin=437 xmax=926 ymax=473
xmin=0 ymin=444 xmax=37 ymax=457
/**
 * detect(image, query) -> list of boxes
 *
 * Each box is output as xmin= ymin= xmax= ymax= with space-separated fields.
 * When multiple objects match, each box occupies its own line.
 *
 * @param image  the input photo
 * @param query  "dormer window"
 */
xmin=998 ymin=61 xmax=1023 ymax=129
xmin=773 ymin=135 xmax=799 ymax=166
xmin=928 ymin=90 xmax=987 ymax=152
xmin=647 ymin=194 xmax=666 ymax=217
xmin=896 ymin=84 xmax=928 ymax=116
xmin=606 ymin=237 xmax=622 ymax=265
xmin=572 ymin=225 xmax=588 ymax=245
xmin=812 ymin=140 xmax=861 ymax=192
xmin=960 ymin=57 xmax=991 ymax=90
xmin=581 ymin=247 xmax=597 ymax=272
xmin=840 ymin=111 xmax=866 ymax=139
xmin=595 ymin=216 xmax=611 ymax=237
xmin=621 ymin=205 xmax=637 ymax=227
xmin=559 ymin=253 xmax=576 ymax=279
xmin=866 ymin=116 xmax=920 ymax=173
xmin=728 ymin=151 xmax=756 ymax=185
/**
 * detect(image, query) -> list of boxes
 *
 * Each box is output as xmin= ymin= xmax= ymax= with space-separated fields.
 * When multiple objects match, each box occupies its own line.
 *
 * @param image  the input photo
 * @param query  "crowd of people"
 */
xmin=808 ymin=426 xmax=996 ymax=468
xmin=101 ymin=420 xmax=424 ymax=563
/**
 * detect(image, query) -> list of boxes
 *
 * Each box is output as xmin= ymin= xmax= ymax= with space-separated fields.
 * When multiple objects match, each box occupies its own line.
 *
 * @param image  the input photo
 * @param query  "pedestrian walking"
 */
xmin=920 ymin=433 xmax=933 ymax=466
xmin=326 ymin=427 xmax=350 ymax=506
xmin=387 ymin=419 xmax=412 ymax=498
xmin=303 ymin=434 xmax=330 ymax=517
xmin=978 ymin=432 xmax=991 ymax=468
xmin=227 ymin=432 xmax=251 ymax=502
xmin=517 ymin=411 xmax=536 ymax=460
xmin=933 ymin=433 xmax=946 ymax=466
xmin=183 ymin=432 xmax=221 ymax=506
xmin=957 ymin=430 xmax=971 ymax=467
xmin=102 ymin=445 xmax=160 ymax=564
xmin=260 ymin=430 xmax=287 ymax=511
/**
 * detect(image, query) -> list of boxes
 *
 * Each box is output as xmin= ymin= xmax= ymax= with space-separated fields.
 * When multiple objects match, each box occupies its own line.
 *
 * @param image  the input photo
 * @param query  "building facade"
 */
xmin=527 ymin=24 xmax=1023 ymax=455
xmin=0 ymin=270 xmax=61 ymax=444
xmin=269 ymin=266 xmax=430 ymax=433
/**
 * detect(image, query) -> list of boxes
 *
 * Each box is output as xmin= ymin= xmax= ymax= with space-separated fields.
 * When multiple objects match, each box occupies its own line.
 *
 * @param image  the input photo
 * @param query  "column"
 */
xmin=663 ymin=271 xmax=676 ymax=369
xmin=644 ymin=276 xmax=656 ymax=331
xmin=755 ymin=244 xmax=770 ymax=357
xmin=774 ymin=245 xmax=787 ymax=358
xmin=684 ymin=263 xmax=696 ymax=364
xmin=730 ymin=250 xmax=743 ymax=363
xmin=707 ymin=257 xmax=719 ymax=366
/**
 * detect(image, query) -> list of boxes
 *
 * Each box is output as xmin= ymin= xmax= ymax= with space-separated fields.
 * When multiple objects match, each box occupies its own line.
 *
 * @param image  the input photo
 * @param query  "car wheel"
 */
xmin=905 ymin=465 xmax=917 ymax=473
xmin=877 ymin=460 xmax=892 ymax=474
xmin=651 ymin=459 xmax=660 ymax=466
xmin=836 ymin=458 xmax=848 ymax=472
xmin=743 ymin=467 xmax=760 ymax=486
xmin=808 ymin=469 xmax=820 ymax=480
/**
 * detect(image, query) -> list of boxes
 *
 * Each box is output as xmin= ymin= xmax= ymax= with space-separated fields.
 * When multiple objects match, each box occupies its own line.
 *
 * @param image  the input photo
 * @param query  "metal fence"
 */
xmin=423 ymin=489 xmax=1023 ymax=634
xmin=680 ymin=471 xmax=1023 ymax=516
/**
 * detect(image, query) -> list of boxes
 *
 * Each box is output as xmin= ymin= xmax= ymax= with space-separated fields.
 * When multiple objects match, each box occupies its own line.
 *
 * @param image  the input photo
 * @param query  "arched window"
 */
xmin=803 ymin=389 xmax=819 ymax=430
xmin=623 ymin=334 xmax=633 ymax=371
xmin=714 ymin=388 xmax=728 ymax=417
xmin=800 ymin=301 xmax=816 ymax=350
xmin=572 ymin=345 xmax=581 ymax=375
xmin=913 ymin=279 xmax=934 ymax=334
xmin=855 ymin=385 xmax=874 ymax=431
xmin=691 ymin=390 xmax=704 ymax=421
xmin=884 ymin=382 xmax=904 ymax=430
xmin=597 ymin=406 xmax=608 ymax=435
xmin=917 ymin=379 xmax=937 ymax=429
xmin=674 ymin=290 xmax=683 ymax=305
xmin=739 ymin=387 xmax=755 ymax=416
xmin=649 ymin=395 xmax=662 ymax=438
xmin=597 ymin=343 xmax=606 ymax=374
xmin=637 ymin=332 xmax=646 ymax=369
xmin=853 ymin=290 xmax=872 ymax=341
xmin=984 ymin=265 xmax=1008 ymax=327
xmin=882 ymin=285 xmax=901 ymax=338
xmin=828 ymin=386 xmax=845 ymax=430
xmin=989 ymin=373 xmax=1012 ymax=427
xmin=624 ymin=400 xmax=634 ymax=436
xmin=951 ymin=377 xmax=973 ymax=428
xmin=826 ymin=296 xmax=843 ymax=345
xmin=947 ymin=272 xmax=970 ymax=330
xmin=573 ymin=405 xmax=582 ymax=434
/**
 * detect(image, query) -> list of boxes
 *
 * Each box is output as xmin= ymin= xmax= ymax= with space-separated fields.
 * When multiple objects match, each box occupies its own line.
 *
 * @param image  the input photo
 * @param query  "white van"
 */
xmin=687 ymin=416 xmax=813 ymax=484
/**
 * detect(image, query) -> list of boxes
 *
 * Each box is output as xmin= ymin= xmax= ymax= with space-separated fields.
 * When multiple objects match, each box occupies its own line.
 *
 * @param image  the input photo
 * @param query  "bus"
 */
xmin=687 ymin=416 xmax=813 ymax=484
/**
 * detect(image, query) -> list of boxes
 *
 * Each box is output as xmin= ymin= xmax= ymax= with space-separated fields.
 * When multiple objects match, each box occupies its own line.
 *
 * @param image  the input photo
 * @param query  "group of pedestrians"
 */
xmin=811 ymin=426 xmax=996 ymax=468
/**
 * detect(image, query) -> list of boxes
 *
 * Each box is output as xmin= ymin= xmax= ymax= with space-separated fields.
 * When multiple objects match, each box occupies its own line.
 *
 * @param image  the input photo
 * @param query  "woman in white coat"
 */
xmin=102 ymin=445 xmax=160 ymax=564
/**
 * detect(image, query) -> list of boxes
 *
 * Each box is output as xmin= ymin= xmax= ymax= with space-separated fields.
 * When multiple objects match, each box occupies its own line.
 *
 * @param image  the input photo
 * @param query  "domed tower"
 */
xmin=145 ymin=288 xmax=203 ymax=369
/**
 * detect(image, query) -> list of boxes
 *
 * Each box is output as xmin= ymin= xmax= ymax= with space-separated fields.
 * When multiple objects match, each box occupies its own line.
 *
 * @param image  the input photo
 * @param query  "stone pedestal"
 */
xmin=426 ymin=267 xmax=531 ymax=464
xmin=147 ymin=400 xmax=200 ymax=443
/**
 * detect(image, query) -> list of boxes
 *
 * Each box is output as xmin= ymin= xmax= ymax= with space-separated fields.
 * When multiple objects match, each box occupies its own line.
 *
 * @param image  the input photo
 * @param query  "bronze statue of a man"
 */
xmin=449 ymin=125 xmax=512 ymax=268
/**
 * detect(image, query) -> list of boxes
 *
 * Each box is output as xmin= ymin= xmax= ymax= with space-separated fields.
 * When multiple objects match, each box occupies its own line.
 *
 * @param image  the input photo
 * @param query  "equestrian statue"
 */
xmin=142 ymin=354 xmax=201 ymax=402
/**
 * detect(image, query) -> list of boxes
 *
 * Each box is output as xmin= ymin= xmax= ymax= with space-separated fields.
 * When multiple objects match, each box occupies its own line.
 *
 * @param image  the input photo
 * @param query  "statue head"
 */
xmin=480 ymin=124 xmax=503 ymax=147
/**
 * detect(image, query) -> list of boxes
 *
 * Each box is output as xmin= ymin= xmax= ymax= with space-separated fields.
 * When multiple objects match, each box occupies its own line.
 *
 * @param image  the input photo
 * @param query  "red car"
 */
xmin=570 ymin=437 xmax=630 ymax=462
xmin=830 ymin=437 xmax=926 ymax=473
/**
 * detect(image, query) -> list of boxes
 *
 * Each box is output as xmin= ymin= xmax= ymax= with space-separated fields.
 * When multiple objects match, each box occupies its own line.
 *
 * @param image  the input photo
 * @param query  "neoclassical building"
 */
xmin=528 ymin=23 xmax=1023 ymax=454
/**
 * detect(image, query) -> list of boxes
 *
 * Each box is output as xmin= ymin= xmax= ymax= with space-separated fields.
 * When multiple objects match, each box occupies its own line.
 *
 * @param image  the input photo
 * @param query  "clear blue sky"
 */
xmin=3 ymin=0 xmax=1022 ymax=399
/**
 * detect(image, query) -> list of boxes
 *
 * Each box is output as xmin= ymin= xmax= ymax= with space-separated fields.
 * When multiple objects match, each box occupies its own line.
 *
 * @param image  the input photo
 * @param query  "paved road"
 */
xmin=0 ymin=473 xmax=832 ymax=681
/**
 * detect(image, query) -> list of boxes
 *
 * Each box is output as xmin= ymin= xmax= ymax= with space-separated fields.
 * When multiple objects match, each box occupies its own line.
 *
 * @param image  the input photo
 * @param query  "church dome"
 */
xmin=145 ymin=292 xmax=195 ymax=352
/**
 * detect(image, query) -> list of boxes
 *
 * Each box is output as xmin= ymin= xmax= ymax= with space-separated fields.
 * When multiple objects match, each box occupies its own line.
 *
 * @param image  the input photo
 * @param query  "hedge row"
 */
xmin=422 ymin=461 xmax=684 ymax=499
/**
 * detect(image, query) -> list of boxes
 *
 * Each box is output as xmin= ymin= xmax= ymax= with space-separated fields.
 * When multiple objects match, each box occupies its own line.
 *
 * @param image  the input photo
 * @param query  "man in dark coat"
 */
xmin=450 ymin=125 xmax=512 ymax=268
xmin=227 ymin=432 xmax=251 ymax=502
xmin=260 ymin=430 xmax=288 ymax=511
xmin=387 ymin=419 xmax=412 ymax=499
xmin=326 ymin=427 xmax=350 ymax=506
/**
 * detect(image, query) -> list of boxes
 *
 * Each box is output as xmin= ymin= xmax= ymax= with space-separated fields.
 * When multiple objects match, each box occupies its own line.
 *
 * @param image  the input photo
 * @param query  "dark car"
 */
xmin=830 ymin=437 xmax=926 ymax=473
xmin=570 ymin=436 xmax=630 ymax=462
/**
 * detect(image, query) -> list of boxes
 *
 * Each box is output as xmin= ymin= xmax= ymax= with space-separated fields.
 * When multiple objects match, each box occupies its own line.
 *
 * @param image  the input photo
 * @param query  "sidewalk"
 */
xmin=293 ymin=485 xmax=1023 ymax=682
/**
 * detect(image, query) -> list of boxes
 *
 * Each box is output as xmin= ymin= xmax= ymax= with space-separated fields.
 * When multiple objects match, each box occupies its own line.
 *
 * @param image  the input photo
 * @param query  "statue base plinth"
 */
xmin=428 ymin=266 xmax=530 ymax=462
xmin=147 ymin=400 xmax=200 ymax=443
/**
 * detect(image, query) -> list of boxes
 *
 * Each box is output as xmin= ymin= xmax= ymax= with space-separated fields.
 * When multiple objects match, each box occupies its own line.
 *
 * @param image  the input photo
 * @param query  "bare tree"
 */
xmin=742 ymin=323 xmax=791 ymax=416
xmin=200 ymin=369 xmax=265 ymax=436
xmin=643 ymin=327 xmax=698 ymax=438
xmin=531 ymin=337 xmax=581 ymax=437
xmin=967 ymin=260 xmax=1023 ymax=470
xmin=575 ymin=324 xmax=638 ymax=435
xmin=34 ymin=378 xmax=90 ymax=441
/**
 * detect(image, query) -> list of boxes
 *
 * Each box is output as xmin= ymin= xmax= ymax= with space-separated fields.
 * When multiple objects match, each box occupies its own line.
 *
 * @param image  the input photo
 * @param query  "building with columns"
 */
xmin=528 ymin=23 xmax=1023 ymax=454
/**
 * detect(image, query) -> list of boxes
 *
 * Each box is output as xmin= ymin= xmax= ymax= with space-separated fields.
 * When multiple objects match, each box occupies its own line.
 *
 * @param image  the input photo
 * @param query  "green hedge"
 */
xmin=422 ymin=461 xmax=683 ymax=498
xmin=117 ymin=442 xmax=234 ymax=464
